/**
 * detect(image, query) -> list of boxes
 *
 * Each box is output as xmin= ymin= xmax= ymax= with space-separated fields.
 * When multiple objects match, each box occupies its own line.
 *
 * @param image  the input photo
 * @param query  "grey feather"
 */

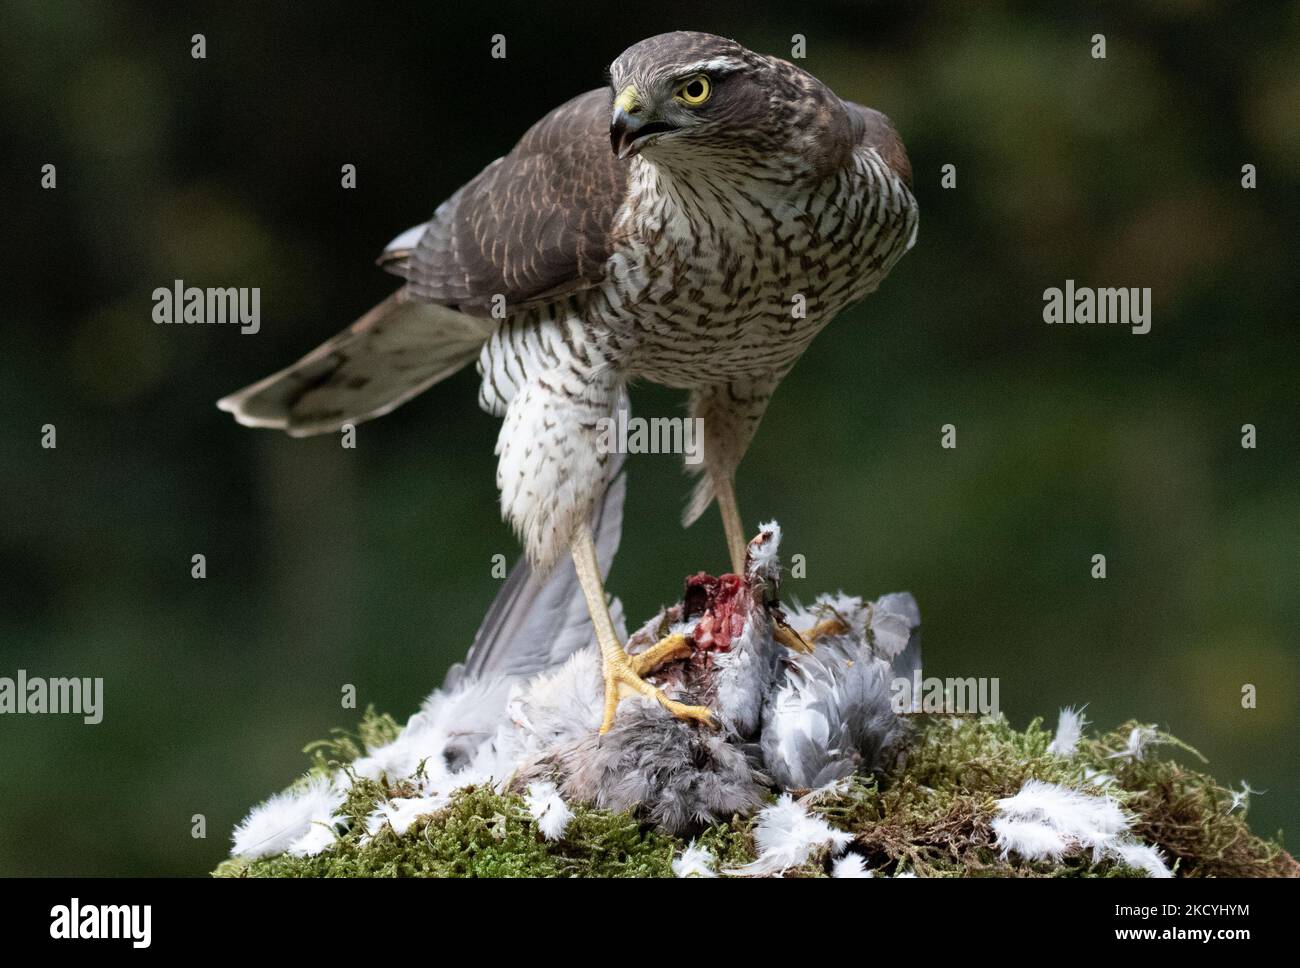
xmin=881 ymin=592 xmax=923 ymax=683
xmin=761 ymin=593 xmax=921 ymax=790
xmin=527 ymin=707 xmax=768 ymax=835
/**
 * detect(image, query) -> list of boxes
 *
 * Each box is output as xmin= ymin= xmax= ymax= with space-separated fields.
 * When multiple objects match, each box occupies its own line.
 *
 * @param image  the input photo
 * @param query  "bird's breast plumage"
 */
xmin=590 ymin=145 xmax=918 ymax=388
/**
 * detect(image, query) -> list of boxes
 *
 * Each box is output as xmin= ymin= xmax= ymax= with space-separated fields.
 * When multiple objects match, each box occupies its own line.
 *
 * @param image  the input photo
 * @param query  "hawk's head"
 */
xmin=608 ymin=31 xmax=847 ymax=175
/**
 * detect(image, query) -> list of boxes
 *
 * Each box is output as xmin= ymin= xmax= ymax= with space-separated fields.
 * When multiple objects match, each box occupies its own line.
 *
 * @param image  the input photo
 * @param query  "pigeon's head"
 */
xmin=745 ymin=521 xmax=784 ymax=598
xmin=607 ymin=31 xmax=794 ymax=165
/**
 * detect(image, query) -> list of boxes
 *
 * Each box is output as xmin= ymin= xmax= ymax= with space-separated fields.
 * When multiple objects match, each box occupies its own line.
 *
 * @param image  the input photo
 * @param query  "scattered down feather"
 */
xmin=724 ymin=794 xmax=853 ymax=876
xmin=831 ymin=853 xmax=874 ymax=878
xmin=524 ymin=781 xmax=573 ymax=841
xmin=1047 ymin=705 xmax=1088 ymax=757
xmin=673 ymin=842 xmax=719 ymax=878
xmin=232 ymin=775 xmax=346 ymax=860
xmin=993 ymin=780 xmax=1172 ymax=877
xmin=365 ymin=795 xmax=449 ymax=839
xmin=1108 ymin=725 xmax=1160 ymax=762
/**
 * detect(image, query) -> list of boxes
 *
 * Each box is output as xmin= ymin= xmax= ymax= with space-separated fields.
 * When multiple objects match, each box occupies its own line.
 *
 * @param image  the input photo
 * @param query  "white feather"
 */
xmin=364 ymin=795 xmax=448 ymax=838
xmin=1227 ymin=781 xmax=1263 ymax=815
xmin=990 ymin=817 xmax=1068 ymax=861
xmin=672 ymin=842 xmax=718 ymax=878
xmin=996 ymin=779 xmax=1131 ymax=858
xmin=1111 ymin=841 xmax=1174 ymax=878
xmin=748 ymin=520 xmax=782 ymax=578
xmin=724 ymin=794 xmax=851 ymax=876
xmin=1047 ymin=705 xmax=1088 ymax=757
xmin=507 ymin=647 xmax=606 ymax=753
xmin=994 ymin=780 xmax=1171 ymax=876
xmin=767 ymin=678 xmax=831 ymax=778
xmin=1108 ymin=725 xmax=1159 ymax=762
xmin=232 ymin=775 xmax=345 ymax=860
xmin=352 ymin=677 xmax=512 ymax=788
xmin=525 ymin=781 xmax=573 ymax=841
xmin=831 ymin=853 xmax=874 ymax=878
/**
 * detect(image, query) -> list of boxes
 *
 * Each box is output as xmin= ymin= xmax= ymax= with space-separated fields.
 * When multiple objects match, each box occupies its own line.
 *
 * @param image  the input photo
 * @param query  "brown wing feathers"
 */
xmin=404 ymin=88 xmax=628 ymax=315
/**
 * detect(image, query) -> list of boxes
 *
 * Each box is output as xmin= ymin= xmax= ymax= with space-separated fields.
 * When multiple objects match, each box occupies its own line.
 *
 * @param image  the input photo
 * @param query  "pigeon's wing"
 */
xmin=874 ymin=591 xmax=922 ymax=681
xmin=763 ymin=592 xmax=924 ymax=789
xmin=398 ymin=88 xmax=629 ymax=316
xmin=443 ymin=459 xmax=626 ymax=690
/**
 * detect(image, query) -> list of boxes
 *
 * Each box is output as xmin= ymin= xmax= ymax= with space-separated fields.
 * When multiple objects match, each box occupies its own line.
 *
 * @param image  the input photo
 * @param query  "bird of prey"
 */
xmin=218 ymin=31 xmax=919 ymax=735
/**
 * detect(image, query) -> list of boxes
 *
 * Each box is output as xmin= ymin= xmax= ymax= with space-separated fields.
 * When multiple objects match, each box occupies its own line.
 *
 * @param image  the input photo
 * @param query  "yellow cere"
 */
xmin=614 ymin=86 xmax=640 ymax=113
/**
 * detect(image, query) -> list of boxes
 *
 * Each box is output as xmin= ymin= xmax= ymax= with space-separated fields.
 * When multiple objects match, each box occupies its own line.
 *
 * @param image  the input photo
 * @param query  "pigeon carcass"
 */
xmin=507 ymin=519 xmax=921 ymax=832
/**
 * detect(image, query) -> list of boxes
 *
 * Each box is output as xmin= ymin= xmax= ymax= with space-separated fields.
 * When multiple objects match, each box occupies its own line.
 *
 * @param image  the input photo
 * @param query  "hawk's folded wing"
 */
xmin=395 ymin=88 xmax=630 ymax=315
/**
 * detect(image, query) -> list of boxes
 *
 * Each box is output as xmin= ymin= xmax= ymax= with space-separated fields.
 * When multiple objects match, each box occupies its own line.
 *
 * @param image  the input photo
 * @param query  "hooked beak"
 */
xmin=610 ymin=87 xmax=676 ymax=160
xmin=610 ymin=105 xmax=642 ymax=159
xmin=610 ymin=109 xmax=678 ymax=160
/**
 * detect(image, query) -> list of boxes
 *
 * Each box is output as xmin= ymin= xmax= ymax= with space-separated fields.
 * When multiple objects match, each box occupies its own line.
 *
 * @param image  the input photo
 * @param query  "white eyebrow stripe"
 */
xmin=676 ymin=57 xmax=748 ymax=75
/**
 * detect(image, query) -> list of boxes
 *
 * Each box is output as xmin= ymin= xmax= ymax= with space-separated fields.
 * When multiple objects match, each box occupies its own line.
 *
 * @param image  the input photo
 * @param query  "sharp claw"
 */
xmin=600 ymin=649 xmax=713 ymax=733
xmin=774 ymin=620 xmax=815 ymax=654
xmin=653 ymin=690 xmax=716 ymax=728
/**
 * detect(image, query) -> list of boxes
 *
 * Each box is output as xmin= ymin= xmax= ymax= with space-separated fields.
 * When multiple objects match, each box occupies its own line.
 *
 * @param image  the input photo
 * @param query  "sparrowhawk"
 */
xmin=219 ymin=30 xmax=919 ymax=734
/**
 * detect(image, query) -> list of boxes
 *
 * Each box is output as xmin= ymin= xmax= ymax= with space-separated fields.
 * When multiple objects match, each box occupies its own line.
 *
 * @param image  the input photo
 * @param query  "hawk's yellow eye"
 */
xmin=675 ymin=75 xmax=711 ymax=106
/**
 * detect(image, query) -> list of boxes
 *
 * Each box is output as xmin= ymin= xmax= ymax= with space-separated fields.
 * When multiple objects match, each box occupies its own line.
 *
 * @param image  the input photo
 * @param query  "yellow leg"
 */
xmin=570 ymin=523 xmax=714 ymax=734
xmin=714 ymin=473 xmax=747 ymax=576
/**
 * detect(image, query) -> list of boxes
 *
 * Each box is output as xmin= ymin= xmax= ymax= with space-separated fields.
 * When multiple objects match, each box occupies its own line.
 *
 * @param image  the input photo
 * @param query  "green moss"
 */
xmin=214 ymin=713 xmax=1296 ymax=878
xmin=301 ymin=706 xmax=401 ymax=776
xmin=217 ymin=784 xmax=689 ymax=878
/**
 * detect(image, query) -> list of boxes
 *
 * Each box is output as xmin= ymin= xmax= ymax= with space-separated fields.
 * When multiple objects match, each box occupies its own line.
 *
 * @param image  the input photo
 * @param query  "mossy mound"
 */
xmin=214 ymin=712 xmax=1296 ymax=878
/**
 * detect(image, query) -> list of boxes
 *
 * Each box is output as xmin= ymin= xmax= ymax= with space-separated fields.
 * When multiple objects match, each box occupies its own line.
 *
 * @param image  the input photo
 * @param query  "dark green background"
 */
xmin=2 ymin=1 xmax=1296 ymax=876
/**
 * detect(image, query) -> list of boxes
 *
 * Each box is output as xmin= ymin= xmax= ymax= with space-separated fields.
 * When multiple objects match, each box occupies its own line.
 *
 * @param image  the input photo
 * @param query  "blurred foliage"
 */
xmin=1 ymin=0 xmax=1297 ymax=875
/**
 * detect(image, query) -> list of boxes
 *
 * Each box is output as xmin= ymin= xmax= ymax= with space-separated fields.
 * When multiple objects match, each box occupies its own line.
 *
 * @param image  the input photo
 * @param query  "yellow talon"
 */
xmin=774 ymin=619 xmax=815 ymax=654
xmin=600 ymin=635 xmax=713 ymax=734
xmin=774 ymin=616 xmax=850 ymax=654
xmin=803 ymin=617 xmax=851 ymax=641
xmin=629 ymin=632 xmax=693 ymax=677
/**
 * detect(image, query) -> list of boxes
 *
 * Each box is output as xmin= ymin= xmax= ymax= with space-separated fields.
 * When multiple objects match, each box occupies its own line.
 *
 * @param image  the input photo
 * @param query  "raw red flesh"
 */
xmin=683 ymin=571 xmax=751 ymax=653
